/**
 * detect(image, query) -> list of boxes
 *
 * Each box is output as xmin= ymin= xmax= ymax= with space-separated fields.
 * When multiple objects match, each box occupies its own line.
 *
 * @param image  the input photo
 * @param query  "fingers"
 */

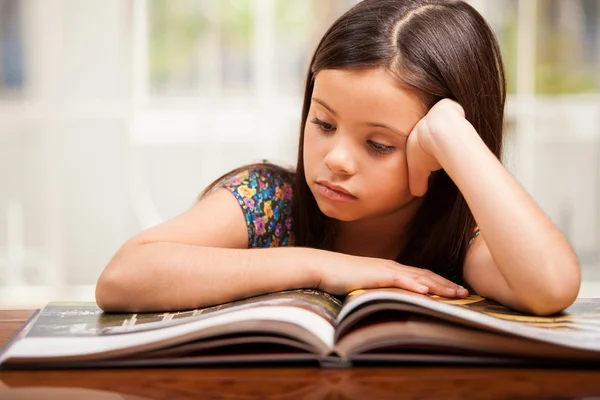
xmin=416 ymin=269 xmax=460 ymax=290
xmin=416 ymin=274 xmax=468 ymax=298
xmin=392 ymin=267 xmax=468 ymax=298
xmin=393 ymin=274 xmax=431 ymax=295
xmin=450 ymin=100 xmax=465 ymax=118
xmin=435 ymin=98 xmax=465 ymax=118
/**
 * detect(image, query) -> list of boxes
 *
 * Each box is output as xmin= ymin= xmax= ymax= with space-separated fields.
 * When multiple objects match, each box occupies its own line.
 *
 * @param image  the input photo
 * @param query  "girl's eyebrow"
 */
xmin=312 ymin=97 xmax=339 ymax=117
xmin=312 ymin=97 xmax=409 ymax=137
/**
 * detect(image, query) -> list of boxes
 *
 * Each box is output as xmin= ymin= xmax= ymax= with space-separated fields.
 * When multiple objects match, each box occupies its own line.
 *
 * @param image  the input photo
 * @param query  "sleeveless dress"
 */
xmin=221 ymin=167 xmax=296 ymax=248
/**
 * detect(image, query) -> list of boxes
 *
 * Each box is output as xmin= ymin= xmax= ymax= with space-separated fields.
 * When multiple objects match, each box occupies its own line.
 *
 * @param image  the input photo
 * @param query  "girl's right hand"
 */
xmin=316 ymin=252 xmax=469 ymax=298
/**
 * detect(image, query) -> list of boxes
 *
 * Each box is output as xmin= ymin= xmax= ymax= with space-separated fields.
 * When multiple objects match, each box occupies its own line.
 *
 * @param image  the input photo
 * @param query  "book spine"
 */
xmin=318 ymin=355 xmax=352 ymax=368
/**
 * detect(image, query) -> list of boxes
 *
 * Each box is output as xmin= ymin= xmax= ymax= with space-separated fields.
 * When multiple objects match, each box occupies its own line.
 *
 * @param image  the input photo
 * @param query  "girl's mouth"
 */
xmin=315 ymin=182 xmax=357 ymax=202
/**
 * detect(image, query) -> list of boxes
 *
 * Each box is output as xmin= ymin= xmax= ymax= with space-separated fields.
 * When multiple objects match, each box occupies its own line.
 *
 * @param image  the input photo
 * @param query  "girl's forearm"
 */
xmin=433 ymin=126 xmax=580 ymax=303
xmin=96 ymin=243 xmax=323 ymax=312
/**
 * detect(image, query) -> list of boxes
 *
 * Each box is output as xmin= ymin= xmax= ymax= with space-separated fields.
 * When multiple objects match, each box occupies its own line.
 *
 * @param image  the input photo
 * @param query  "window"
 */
xmin=536 ymin=0 xmax=600 ymax=94
xmin=483 ymin=0 xmax=519 ymax=94
xmin=0 ymin=0 xmax=25 ymax=98
xmin=146 ymin=0 xmax=361 ymax=101
xmin=148 ymin=0 xmax=208 ymax=97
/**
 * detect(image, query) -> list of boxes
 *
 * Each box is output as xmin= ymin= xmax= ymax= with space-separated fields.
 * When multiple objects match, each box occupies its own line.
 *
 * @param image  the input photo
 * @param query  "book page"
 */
xmin=1 ymin=306 xmax=336 ymax=363
xmin=336 ymin=288 xmax=600 ymax=351
xmin=334 ymin=315 xmax=600 ymax=361
xmin=432 ymin=295 xmax=600 ymax=331
xmin=24 ymin=289 xmax=342 ymax=337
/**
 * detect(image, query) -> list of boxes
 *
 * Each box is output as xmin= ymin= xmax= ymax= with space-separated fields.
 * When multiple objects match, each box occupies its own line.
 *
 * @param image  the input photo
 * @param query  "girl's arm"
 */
xmin=409 ymin=99 xmax=580 ymax=316
xmin=96 ymin=189 xmax=320 ymax=312
xmin=96 ymin=187 xmax=465 ymax=312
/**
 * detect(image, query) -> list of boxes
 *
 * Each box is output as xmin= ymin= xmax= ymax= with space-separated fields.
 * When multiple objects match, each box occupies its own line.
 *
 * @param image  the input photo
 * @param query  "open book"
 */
xmin=2 ymin=288 xmax=600 ymax=368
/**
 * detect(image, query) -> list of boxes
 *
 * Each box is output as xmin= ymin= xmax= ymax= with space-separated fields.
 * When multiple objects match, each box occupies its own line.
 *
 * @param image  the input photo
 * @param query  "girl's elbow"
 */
xmin=95 ymin=267 xmax=131 ymax=312
xmin=525 ymin=290 xmax=577 ymax=316
xmin=526 ymin=267 xmax=581 ymax=316
xmin=96 ymin=243 xmax=147 ymax=312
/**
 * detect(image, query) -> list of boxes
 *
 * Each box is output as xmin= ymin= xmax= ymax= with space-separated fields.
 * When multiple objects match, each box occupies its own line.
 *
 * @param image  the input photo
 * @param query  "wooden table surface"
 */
xmin=1 ymin=310 xmax=600 ymax=399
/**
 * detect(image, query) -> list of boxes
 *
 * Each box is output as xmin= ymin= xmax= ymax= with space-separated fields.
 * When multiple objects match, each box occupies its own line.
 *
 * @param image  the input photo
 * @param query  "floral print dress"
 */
xmin=222 ymin=167 xmax=296 ymax=248
xmin=222 ymin=166 xmax=481 ymax=251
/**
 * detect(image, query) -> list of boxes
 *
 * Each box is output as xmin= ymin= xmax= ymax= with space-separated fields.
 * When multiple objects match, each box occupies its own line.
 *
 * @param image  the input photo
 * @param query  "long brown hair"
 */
xmin=202 ymin=0 xmax=506 ymax=285
xmin=293 ymin=0 xmax=506 ymax=284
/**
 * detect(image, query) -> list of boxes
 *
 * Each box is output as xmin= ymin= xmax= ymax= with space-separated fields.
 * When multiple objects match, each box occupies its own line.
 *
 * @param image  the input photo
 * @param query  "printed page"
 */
xmin=23 ymin=289 xmax=342 ymax=337
xmin=336 ymin=288 xmax=600 ymax=352
xmin=0 ymin=306 xmax=335 ymax=364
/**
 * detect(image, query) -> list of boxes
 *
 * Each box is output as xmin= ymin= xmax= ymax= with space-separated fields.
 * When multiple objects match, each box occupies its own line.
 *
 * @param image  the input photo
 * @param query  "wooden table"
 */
xmin=1 ymin=311 xmax=600 ymax=399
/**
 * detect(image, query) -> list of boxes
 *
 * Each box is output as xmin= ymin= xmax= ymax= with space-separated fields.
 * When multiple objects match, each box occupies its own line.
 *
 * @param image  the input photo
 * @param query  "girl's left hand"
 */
xmin=406 ymin=99 xmax=470 ymax=196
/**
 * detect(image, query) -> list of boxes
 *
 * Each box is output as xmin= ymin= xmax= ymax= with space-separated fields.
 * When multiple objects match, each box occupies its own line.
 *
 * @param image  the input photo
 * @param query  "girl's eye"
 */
xmin=367 ymin=140 xmax=395 ymax=155
xmin=310 ymin=117 xmax=336 ymax=133
xmin=310 ymin=117 xmax=394 ymax=155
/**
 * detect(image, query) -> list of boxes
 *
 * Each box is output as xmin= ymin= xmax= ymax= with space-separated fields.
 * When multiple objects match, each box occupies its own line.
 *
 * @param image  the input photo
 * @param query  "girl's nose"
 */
xmin=324 ymin=138 xmax=357 ymax=176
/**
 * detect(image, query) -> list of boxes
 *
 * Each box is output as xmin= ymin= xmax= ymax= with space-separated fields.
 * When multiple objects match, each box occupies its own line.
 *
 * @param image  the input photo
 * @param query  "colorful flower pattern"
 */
xmin=222 ymin=168 xmax=295 ymax=248
xmin=222 ymin=166 xmax=481 ymax=252
xmin=467 ymin=227 xmax=481 ymax=249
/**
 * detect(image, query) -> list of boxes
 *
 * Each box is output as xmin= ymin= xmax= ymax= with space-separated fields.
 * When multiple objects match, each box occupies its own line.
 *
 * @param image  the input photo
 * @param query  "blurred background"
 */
xmin=0 ymin=0 xmax=598 ymax=308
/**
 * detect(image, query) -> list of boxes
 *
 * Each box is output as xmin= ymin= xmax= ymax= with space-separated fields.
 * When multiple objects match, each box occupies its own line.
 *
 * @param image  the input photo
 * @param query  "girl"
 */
xmin=96 ymin=0 xmax=580 ymax=315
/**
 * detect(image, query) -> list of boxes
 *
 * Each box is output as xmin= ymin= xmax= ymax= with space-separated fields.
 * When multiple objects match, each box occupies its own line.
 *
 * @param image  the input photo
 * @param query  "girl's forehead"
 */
xmin=312 ymin=69 xmax=426 ymax=127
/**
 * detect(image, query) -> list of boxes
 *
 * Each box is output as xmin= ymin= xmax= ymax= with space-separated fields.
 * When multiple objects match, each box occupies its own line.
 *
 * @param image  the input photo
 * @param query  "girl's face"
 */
xmin=303 ymin=68 xmax=426 ymax=222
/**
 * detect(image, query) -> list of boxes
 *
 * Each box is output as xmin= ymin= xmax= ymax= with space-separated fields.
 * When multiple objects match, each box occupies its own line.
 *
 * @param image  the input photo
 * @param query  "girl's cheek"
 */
xmin=303 ymin=129 xmax=320 ymax=167
xmin=304 ymin=127 xmax=323 ymax=153
xmin=378 ymin=156 xmax=410 ymax=188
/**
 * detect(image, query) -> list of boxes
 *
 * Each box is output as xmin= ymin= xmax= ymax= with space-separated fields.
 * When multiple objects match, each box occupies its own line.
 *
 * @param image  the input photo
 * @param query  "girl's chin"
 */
xmin=315 ymin=201 xmax=361 ymax=222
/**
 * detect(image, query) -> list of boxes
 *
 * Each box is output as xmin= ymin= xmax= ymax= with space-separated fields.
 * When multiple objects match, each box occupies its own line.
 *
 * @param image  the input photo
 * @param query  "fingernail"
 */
xmin=445 ymin=287 xmax=456 ymax=295
xmin=418 ymin=285 xmax=429 ymax=293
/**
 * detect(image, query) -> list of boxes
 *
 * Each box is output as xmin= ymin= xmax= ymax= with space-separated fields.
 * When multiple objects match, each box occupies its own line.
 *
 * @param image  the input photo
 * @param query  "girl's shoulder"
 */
xmin=225 ymin=162 xmax=295 ymax=188
xmin=220 ymin=162 xmax=296 ymax=248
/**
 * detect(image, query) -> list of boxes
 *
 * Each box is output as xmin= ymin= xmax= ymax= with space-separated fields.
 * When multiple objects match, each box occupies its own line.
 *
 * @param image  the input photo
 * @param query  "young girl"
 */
xmin=96 ymin=0 xmax=580 ymax=315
